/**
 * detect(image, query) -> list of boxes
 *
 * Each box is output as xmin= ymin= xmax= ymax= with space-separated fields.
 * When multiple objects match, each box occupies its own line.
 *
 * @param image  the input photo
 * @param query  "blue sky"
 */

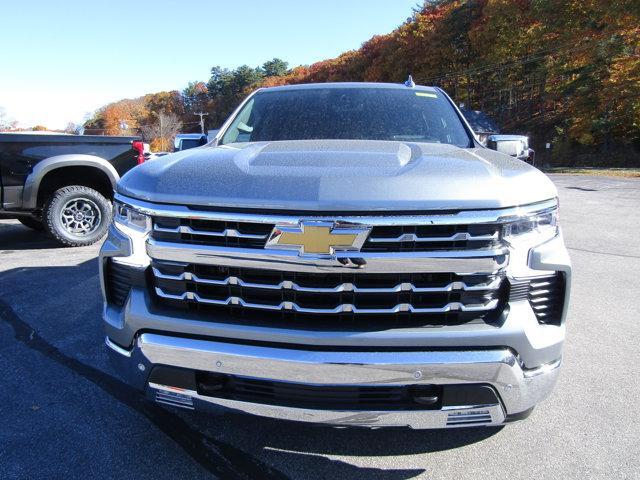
xmin=0 ymin=0 xmax=418 ymax=129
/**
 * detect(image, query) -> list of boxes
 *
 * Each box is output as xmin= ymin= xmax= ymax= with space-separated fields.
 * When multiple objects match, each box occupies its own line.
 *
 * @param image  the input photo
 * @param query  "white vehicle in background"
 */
xmin=460 ymin=108 xmax=535 ymax=165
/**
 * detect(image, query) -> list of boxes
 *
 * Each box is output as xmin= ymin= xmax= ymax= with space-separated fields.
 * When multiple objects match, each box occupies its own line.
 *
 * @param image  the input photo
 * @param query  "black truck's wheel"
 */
xmin=18 ymin=216 xmax=45 ymax=231
xmin=43 ymin=185 xmax=111 ymax=247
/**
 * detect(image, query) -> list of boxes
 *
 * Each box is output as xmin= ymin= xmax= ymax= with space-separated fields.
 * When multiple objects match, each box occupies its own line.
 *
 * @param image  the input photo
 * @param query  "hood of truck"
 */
xmin=117 ymin=140 xmax=556 ymax=211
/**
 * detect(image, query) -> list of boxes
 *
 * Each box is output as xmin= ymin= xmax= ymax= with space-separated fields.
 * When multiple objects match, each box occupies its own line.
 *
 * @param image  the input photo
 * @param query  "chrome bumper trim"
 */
xmin=147 ymin=382 xmax=505 ymax=428
xmin=134 ymin=333 xmax=561 ymax=421
xmin=137 ymin=333 xmax=516 ymax=385
xmin=105 ymin=336 xmax=131 ymax=357
xmin=523 ymin=357 xmax=562 ymax=378
xmin=146 ymin=238 xmax=508 ymax=274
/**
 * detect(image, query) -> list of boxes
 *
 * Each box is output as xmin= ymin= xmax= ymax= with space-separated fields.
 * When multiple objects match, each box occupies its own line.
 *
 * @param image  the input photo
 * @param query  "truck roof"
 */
xmin=259 ymin=82 xmax=439 ymax=93
xmin=3 ymin=131 xmax=72 ymax=135
xmin=175 ymin=133 xmax=207 ymax=139
xmin=0 ymin=133 xmax=139 ymax=143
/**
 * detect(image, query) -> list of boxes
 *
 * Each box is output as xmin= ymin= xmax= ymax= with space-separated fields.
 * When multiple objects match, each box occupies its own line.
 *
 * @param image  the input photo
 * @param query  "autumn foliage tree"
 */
xmin=86 ymin=2 xmax=638 ymax=163
xmin=141 ymin=112 xmax=183 ymax=152
xmin=182 ymin=82 xmax=209 ymax=114
xmin=205 ymin=59 xmax=289 ymax=125
xmin=84 ymin=91 xmax=186 ymax=147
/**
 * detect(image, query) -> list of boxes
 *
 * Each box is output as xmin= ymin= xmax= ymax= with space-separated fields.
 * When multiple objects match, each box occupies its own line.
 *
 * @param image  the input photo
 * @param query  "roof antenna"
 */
xmin=404 ymin=75 xmax=415 ymax=88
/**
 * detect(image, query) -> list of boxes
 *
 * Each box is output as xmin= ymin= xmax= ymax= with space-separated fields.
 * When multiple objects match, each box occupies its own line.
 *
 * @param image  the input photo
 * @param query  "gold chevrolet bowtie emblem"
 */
xmin=266 ymin=221 xmax=370 ymax=255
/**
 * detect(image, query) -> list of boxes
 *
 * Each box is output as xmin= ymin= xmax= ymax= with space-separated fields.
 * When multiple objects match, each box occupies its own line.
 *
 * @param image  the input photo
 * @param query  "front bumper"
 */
xmin=107 ymin=333 xmax=561 ymax=429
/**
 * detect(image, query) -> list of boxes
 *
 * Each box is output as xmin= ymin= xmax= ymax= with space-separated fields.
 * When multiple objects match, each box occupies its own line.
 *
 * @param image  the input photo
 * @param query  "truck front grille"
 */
xmin=151 ymin=217 xmax=501 ymax=252
xmin=136 ymin=203 xmax=525 ymax=330
xmin=151 ymin=261 xmax=507 ymax=328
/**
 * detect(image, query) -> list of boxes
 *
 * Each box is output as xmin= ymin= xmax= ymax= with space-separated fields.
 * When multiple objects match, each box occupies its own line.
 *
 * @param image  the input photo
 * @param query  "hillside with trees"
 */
xmin=85 ymin=0 xmax=639 ymax=165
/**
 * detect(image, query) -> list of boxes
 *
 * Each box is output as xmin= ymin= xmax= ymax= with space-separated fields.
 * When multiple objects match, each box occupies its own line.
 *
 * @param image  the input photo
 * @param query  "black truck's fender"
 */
xmin=21 ymin=154 xmax=120 ymax=210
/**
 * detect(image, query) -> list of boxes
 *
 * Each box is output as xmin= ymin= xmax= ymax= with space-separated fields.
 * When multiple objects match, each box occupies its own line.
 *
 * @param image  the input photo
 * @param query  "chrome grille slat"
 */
xmin=152 ymin=267 xmax=502 ymax=293
xmin=155 ymin=389 xmax=194 ymax=410
xmin=153 ymin=224 xmax=268 ymax=240
xmin=529 ymin=280 xmax=553 ymax=288
xmin=368 ymin=232 xmax=499 ymax=243
xmin=154 ymin=287 xmax=500 ymax=314
xmin=446 ymin=410 xmax=493 ymax=425
xmin=529 ymin=296 xmax=552 ymax=304
xmin=146 ymin=239 xmax=508 ymax=275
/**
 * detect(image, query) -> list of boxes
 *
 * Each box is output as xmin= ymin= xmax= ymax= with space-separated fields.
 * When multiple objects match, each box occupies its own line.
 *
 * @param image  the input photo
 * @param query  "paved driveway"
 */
xmin=1 ymin=175 xmax=638 ymax=479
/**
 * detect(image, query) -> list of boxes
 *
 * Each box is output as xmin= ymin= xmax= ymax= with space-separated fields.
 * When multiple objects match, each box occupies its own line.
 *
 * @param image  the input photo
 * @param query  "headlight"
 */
xmin=111 ymin=201 xmax=151 ymax=267
xmin=503 ymin=206 xmax=558 ymax=245
xmin=114 ymin=202 xmax=151 ymax=234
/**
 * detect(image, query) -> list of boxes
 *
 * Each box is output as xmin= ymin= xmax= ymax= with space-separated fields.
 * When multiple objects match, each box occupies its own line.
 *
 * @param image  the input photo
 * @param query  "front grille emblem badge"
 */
xmin=266 ymin=221 xmax=371 ymax=256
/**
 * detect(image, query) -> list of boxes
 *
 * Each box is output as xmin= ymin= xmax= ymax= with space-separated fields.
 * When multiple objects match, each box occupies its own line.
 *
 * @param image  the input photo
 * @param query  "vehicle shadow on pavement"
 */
xmin=193 ymin=409 xmax=502 ymax=477
xmin=204 ymin=408 xmax=501 ymax=455
xmin=0 ymin=257 xmax=502 ymax=479
xmin=0 ymin=221 xmax=61 ymax=250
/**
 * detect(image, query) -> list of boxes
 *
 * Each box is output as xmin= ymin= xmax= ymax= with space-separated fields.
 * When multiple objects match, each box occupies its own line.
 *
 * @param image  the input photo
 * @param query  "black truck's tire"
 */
xmin=18 ymin=216 xmax=45 ymax=231
xmin=43 ymin=185 xmax=111 ymax=247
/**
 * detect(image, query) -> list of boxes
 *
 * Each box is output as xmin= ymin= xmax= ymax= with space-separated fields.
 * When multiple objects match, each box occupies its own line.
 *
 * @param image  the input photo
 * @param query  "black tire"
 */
xmin=18 ymin=216 xmax=45 ymax=231
xmin=43 ymin=185 xmax=111 ymax=247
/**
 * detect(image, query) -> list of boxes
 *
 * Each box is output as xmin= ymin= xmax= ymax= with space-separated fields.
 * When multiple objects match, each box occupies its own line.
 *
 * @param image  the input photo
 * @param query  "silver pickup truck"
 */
xmin=101 ymin=82 xmax=571 ymax=429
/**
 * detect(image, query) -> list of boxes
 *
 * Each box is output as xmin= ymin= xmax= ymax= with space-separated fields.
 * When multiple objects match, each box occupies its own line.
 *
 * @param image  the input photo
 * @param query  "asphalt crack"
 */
xmin=0 ymin=298 xmax=289 ymax=480
xmin=567 ymin=246 xmax=640 ymax=259
xmin=564 ymin=186 xmax=599 ymax=192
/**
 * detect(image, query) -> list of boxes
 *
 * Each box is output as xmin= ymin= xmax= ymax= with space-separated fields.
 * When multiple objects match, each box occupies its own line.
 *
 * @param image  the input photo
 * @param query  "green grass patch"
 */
xmin=544 ymin=167 xmax=640 ymax=178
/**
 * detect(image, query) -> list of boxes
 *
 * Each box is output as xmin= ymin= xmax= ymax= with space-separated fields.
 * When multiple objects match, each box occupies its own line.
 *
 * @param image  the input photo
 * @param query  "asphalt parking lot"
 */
xmin=1 ymin=174 xmax=639 ymax=480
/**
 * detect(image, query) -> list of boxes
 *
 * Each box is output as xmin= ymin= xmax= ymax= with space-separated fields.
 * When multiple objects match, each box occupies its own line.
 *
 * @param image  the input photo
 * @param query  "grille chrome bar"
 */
xmin=368 ymin=232 xmax=499 ymax=243
xmin=153 ymin=224 xmax=268 ymax=240
xmin=116 ymin=192 xmax=557 ymax=226
xmin=146 ymin=239 xmax=508 ymax=275
xmin=154 ymin=287 xmax=500 ymax=314
xmin=152 ymin=267 xmax=502 ymax=293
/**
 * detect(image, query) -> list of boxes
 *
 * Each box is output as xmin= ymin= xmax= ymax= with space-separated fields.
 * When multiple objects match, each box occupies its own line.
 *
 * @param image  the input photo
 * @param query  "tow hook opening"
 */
xmin=410 ymin=385 xmax=441 ymax=406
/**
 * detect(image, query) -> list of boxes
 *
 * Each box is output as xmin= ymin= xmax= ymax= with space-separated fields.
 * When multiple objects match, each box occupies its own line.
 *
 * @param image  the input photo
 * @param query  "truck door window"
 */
xmin=221 ymin=99 xmax=255 ymax=144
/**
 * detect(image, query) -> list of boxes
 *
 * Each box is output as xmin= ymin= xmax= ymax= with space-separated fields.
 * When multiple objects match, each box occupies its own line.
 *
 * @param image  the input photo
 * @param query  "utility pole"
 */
xmin=194 ymin=112 xmax=209 ymax=134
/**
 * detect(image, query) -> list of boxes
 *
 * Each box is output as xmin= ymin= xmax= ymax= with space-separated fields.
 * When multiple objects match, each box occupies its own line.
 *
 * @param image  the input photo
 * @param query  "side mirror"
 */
xmin=487 ymin=134 xmax=530 ymax=161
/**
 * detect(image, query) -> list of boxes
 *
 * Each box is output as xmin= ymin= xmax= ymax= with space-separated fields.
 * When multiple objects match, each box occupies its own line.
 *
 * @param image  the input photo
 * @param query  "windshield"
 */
xmin=220 ymin=87 xmax=472 ymax=147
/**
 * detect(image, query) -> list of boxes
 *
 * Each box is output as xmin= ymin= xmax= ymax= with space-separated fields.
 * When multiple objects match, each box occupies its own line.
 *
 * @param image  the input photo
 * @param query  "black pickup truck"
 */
xmin=0 ymin=133 xmax=144 ymax=246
